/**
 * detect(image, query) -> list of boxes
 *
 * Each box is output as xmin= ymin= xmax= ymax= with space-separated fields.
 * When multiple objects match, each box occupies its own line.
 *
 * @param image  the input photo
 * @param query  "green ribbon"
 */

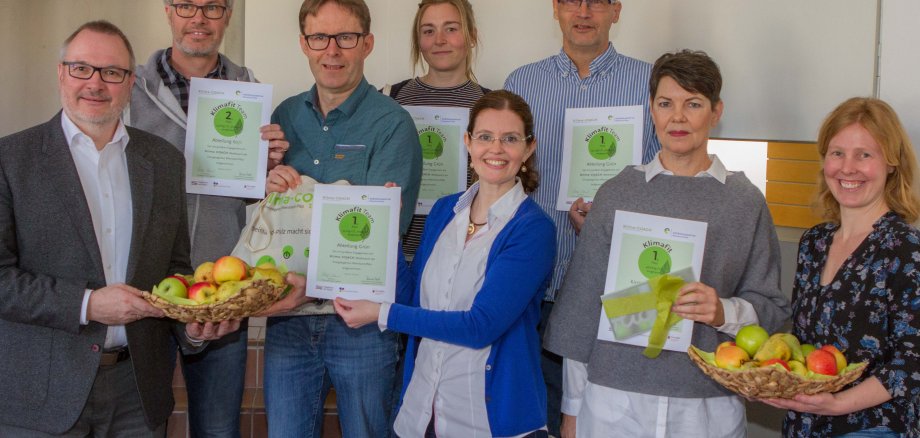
xmin=601 ymin=274 xmax=685 ymax=359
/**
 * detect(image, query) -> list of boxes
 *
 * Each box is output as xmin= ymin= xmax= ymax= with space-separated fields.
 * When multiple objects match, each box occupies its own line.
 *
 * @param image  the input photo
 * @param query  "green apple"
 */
xmin=156 ymin=276 xmax=188 ymax=299
xmin=735 ymin=324 xmax=769 ymax=357
xmin=801 ymin=343 xmax=816 ymax=357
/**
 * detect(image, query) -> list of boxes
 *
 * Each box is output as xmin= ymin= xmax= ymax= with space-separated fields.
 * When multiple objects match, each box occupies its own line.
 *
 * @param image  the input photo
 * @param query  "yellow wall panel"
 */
xmin=767 ymin=142 xmax=821 ymax=161
xmin=767 ymin=160 xmax=821 ymax=184
xmin=765 ymin=182 xmax=818 ymax=206
xmin=768 ymin=204 xmax=824 ymax=229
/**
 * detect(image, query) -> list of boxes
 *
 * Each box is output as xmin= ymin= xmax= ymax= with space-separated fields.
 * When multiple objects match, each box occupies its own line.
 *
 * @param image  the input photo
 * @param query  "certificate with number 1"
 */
xmin=556 ymin=106 xmax=643 ymax=210
xmin=596 ymin=211 xmax=707 ymax=352
xmin=306 ymin=185 xmax=400 ymax=303
xmin=185 ymin=77 xmax=272 ymax=199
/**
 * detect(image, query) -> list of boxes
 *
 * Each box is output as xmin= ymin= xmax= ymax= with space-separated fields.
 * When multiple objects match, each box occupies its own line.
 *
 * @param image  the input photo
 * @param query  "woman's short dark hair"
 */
xmin=649 ymin=49 xmax=722 ymax=105
xmin=466 ymin=90 xmax=539 ymax=193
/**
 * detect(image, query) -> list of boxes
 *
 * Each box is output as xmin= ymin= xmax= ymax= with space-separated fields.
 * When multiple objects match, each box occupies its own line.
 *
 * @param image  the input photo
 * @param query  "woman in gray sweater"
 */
xmin=544 ymin=50 xmax=791 ymax=437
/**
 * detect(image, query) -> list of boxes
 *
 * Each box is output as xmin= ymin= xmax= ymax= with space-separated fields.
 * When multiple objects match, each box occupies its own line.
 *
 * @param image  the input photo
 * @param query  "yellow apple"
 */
xmin=213 ymin=256 xmax=249 ymax=284
xmin=715 ymin=344 xmax=750 ymax=369
xmin=193 ymin=262 xmax=215 ymax=284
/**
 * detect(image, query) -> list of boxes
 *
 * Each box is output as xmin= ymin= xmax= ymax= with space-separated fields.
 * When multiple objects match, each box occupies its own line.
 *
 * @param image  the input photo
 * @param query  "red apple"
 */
xmin=187 ymin=282 xmax=218 ymax=304
xmin=806 ymin=349 xmax=838 ymax=376
xmin=213 ymin=256 xmax=249 ymax=284
xmin=760 ymin=358 xmax=791 ymax=371
xmin=820 ymin=345 xmax=848 ymax=373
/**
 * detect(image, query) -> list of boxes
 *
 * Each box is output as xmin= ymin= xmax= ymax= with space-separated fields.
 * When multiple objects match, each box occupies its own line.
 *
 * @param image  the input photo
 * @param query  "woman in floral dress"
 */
xmin=763 ymin=97 xmax=920 ymax=437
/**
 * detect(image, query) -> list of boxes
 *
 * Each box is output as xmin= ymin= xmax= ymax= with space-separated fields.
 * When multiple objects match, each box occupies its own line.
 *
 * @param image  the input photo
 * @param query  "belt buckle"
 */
xmin=99 ymin=347 xmax=130 ymax=367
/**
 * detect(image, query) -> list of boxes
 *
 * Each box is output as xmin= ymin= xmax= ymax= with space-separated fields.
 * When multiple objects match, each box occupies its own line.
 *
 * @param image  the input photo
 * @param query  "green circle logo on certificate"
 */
xmin=637 ymin=245 xmax=672 ymax=278
xmin=420 ymin=131 xmax=445 ymax=160
xmin=587 ymin=131 xmax=617 ymax=160
xmin=339 ymin=212 xmax=372 ymax=242
xmin=213 ymin=107 xmax=244 ymax=137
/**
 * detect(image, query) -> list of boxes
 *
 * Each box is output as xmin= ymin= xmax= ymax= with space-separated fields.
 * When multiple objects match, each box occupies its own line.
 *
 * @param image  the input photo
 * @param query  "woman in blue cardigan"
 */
xmin=335 ymin=90 xmax=556 ymax=437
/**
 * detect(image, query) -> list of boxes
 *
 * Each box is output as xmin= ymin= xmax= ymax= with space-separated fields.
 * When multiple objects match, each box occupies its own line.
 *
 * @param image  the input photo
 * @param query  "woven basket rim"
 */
xmin=687 ymin=346 xmax=867 ymax=399
xmin=142 ymin=279 xmax=287 ymax=323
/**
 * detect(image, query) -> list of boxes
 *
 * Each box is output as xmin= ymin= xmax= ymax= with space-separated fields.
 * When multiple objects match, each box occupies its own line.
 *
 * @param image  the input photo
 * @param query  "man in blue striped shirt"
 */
xmin=504 ymin=0 xmax=661 ymax=435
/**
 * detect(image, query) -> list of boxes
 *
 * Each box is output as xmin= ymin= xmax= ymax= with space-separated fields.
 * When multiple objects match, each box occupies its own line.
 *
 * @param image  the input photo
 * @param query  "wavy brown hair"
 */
xmin=466 ymin=90 xmax=539 ymax=193
xmin=815 ymin=97 xmax=920 ymax=223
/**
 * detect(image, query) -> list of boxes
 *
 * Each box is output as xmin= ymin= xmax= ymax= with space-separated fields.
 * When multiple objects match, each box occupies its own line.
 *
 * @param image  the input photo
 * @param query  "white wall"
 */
xmin=879 ymin=0 xmax=920 ymax=150
xmin=0 ymin=0 xmax=244 ymax=137
xmin=245 ymin=0 xmax=878 ymax=142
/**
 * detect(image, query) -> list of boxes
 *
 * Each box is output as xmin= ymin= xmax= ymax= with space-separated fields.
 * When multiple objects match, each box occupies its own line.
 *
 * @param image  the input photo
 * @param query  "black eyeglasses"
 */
xmin=61 ymin=61 xmax=133 ymax=84
xmin=557 ymin=0 xmax=615 ymax=12
xmin=170 ymin=3 xmax=228 ymax=19
xmin=302 ymin=32 xmax=367 ymax=50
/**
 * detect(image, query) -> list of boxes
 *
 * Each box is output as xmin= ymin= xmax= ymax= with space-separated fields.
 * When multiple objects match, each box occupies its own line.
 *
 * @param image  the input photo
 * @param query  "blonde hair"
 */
xmin=411 ymin=0 xmax=479 ymax=81
xmin=815 ymin=97 xmax=920 ymax=223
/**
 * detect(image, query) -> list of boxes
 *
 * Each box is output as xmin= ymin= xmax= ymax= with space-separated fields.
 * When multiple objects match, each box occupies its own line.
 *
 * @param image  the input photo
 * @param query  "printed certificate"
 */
xmin=404 ymin=106 xmax=469 ymax=215
xmin=596 ymin=211 xmax=708 ymax=353
xmin=556 ymin=106 xmax=643 ymax=210
xmin=185 ymin=77 xmax=272 ymax=198
xmin=306 ymin=185 xmax=400 ymax=303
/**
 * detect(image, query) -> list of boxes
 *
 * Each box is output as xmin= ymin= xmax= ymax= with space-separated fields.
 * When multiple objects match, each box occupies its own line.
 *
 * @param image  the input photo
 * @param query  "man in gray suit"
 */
xmin=0 ymin=20 xmax=239 ymax=436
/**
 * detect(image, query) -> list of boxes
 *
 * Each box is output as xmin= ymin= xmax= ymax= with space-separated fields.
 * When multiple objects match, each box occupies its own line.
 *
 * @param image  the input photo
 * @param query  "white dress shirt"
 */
xmin=563 ymin=153 xmax=757 ymax=438
xmin=389 ymin=181 xmax=539 ymax=438
xmin=63 ymin=113 xmax=134 ymax=350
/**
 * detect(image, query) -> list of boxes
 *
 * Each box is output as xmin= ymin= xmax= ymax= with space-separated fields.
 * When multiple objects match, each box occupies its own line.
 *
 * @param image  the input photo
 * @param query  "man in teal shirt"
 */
xmin=261 ymin=0 xmax=420 ymax=436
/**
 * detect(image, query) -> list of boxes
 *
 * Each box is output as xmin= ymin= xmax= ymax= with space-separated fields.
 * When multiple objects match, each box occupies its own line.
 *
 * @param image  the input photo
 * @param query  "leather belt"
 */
xmin=99 ymin=347 xmax=130 ymax=367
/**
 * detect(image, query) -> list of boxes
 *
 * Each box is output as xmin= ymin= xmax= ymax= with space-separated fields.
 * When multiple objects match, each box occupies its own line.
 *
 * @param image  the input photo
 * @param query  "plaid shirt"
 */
xmin=156 ymin=48 xmax=227 ymax=114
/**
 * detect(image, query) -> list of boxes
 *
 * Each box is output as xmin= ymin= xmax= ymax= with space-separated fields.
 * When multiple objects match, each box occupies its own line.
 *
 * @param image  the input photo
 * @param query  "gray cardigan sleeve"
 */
xmin=542 ymin=183 xmax=617 ymax=363
xmin=730 ymin=199 xmax=791 ymax=333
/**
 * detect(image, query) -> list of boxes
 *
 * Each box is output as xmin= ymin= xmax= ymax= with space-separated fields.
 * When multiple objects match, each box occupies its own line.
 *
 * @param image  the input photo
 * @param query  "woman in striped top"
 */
xmin=387 ymin=0 xmax=490 ymax=258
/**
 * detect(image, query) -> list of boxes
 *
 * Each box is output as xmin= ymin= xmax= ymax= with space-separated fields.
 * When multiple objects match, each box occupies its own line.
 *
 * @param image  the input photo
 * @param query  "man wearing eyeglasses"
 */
xmin=260 ymin=0 xmax=421 ymax=436
xmin=504 ymin=1 xmax=662 ymax=437
xmin=125 ymin=1 xmax=290 ymax=437
xmin=0 ymin=20 xmax=240 ymax=436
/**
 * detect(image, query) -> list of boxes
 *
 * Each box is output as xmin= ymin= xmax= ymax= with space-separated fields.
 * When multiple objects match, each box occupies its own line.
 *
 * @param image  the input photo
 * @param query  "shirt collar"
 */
xmin=554 ymin=42 xmax=619 ymax=77
xmin=639 ymin=152 xmax=730 ymax=184
xmin=61 ymin=111 xmax=130 ymax=151
xmin=305 ymin=77 xmax=371 ymax=118
xmin=158 ymin=47 xmax=226 ymax=84
xmin=454 ymin=180 xmax=527 ymax=225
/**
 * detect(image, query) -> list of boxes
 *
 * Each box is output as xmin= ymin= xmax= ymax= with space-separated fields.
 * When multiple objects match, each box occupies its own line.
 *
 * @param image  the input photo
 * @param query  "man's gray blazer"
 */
xmin=0 ymin=112 xmax=193 ymax=434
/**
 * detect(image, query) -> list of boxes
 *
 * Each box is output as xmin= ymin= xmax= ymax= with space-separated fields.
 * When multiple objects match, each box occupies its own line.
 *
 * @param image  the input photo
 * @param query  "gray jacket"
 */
xmin=0 ymin=113 xmax=195 ymax=433
xmin=127 ymin=50 xmax=256 ymax=266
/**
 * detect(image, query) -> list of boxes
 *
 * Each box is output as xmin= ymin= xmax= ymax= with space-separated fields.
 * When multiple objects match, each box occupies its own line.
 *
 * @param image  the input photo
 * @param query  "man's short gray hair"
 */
xmin=162 ymin=0 xmax=235 ymax=9
xmin=60 ymin=20 xmax=135 ymax=68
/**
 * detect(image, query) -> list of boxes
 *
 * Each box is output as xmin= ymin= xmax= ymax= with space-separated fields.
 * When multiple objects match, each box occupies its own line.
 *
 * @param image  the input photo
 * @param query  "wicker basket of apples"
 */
xmin=687 ymin=325 xmax=867 ymax=399
xmin=142 ymin=256 xmax=290 ymax=323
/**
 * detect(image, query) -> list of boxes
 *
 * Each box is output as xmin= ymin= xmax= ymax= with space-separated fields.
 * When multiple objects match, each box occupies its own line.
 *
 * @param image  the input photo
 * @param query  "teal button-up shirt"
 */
xmin=273 ymin=78 xmax=422 ymax=235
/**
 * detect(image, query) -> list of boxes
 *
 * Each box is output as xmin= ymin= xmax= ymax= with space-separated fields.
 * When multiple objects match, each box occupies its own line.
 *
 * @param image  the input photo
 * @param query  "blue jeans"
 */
xmin=264 ymin=314 xmax=399 ymax=438
xmin=181 ymin=325 xmax=248 ymax=438
xmin=838 ymin=427 xmax=900 ymax=437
